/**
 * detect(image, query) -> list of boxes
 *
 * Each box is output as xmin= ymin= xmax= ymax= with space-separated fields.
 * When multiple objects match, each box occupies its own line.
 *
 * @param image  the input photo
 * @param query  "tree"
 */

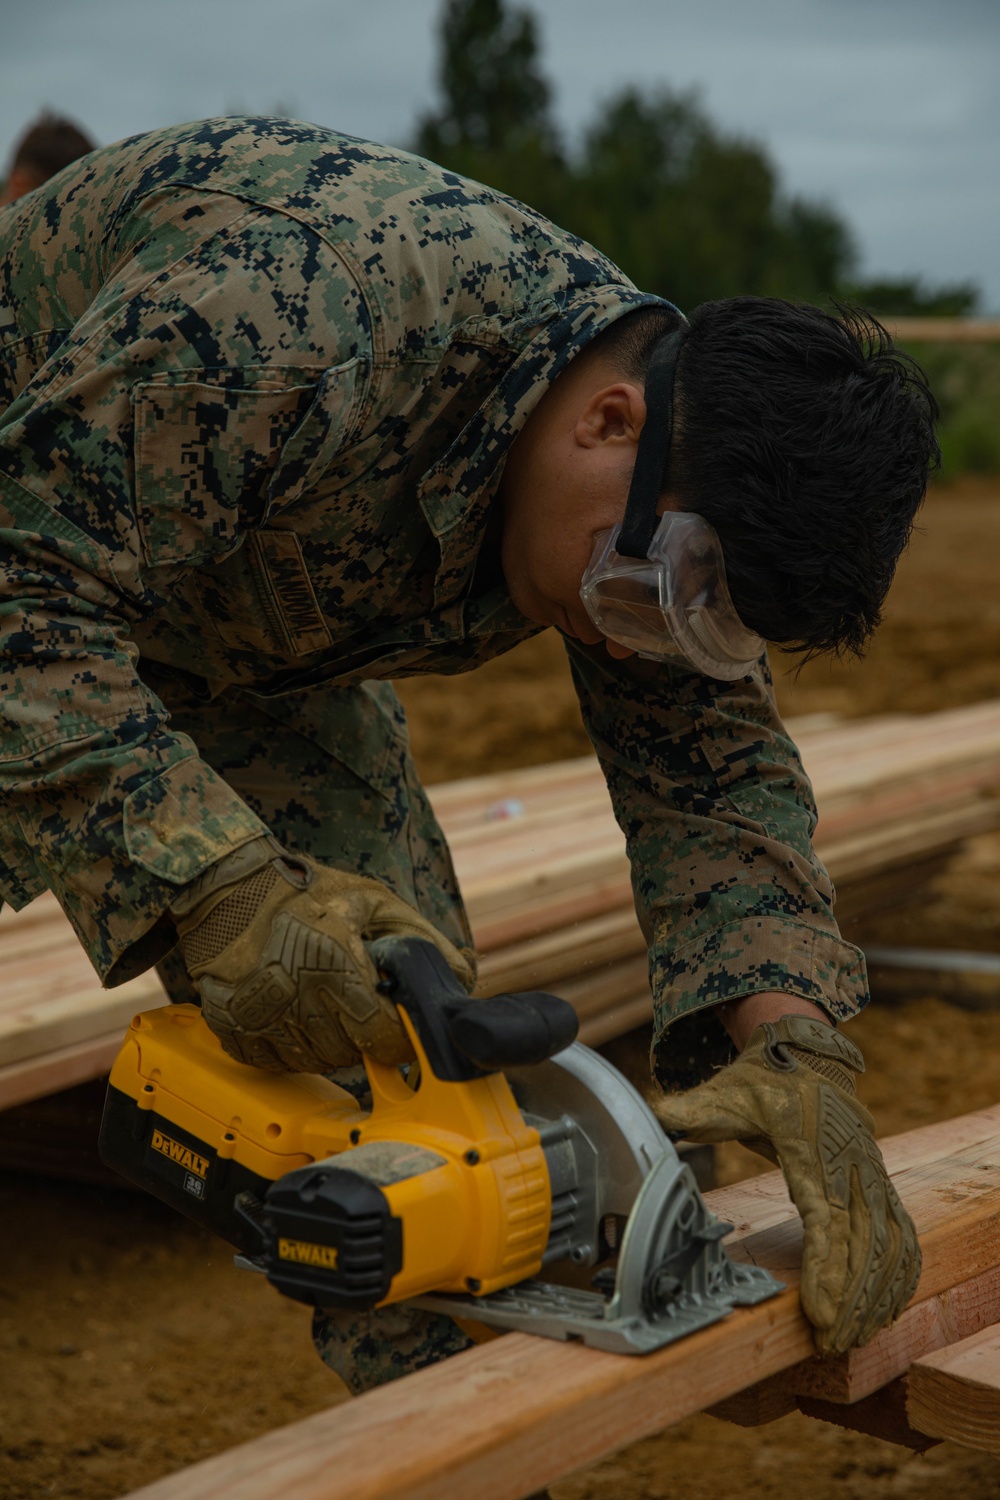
xmin=415 ymin=0 xmax=566 ymax=220
xmin=416 ymin=0 xmax=561 ymax=179
xmin=843 ymin=277 xmax=979 ymax=318
xmin=567 ymin=86 xmax=855 ymax=308
xmin=412 ymin=0 xmax=977 ymax=315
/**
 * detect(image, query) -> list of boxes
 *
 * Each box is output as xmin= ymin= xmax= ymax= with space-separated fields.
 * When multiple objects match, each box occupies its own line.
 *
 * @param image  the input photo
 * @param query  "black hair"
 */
xmin=598 ymin=297 xmax=940 ymax=658
xmin=591 ymin=302 xmax=685 ymax=383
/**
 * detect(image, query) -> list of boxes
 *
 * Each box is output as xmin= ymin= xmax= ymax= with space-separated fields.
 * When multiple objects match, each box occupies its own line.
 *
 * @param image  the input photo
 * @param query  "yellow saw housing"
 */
xmin=99 ymin=940 xmax=572 ymax=1308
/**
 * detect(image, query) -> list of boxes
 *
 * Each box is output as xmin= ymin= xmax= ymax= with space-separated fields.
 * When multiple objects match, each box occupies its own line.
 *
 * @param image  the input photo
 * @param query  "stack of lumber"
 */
xmin=3 ymin=699 xmax=1000 ymax=1110
xmin=0 ymin=898 xmax=166 ymax=1110
xmin=907 ymin=1325 xmax=1000 ymax=1456
xmin=456 ymin=699 xmax=1000 ymax=1039
xmin=120 ymin=1101 xmax=1000 ymax=1500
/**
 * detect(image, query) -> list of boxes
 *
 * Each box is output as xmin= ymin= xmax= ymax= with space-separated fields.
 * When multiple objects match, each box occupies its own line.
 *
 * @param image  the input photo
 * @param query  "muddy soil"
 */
xmin=3 ymin=480 xmax=1000 ymax=1500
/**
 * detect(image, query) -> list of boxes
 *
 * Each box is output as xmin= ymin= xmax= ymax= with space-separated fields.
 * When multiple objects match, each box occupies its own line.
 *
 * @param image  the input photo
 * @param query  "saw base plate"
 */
xmin=416 ymin=1152 xmax=784 ymax=1355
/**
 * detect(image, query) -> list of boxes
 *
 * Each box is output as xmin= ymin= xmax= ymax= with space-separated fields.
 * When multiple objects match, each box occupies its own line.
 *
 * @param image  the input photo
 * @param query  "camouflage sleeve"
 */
xmin=0 ymin=185 xmax=371 ymax=983
xmin=564 ymin=639 xmax=868 ymax=1046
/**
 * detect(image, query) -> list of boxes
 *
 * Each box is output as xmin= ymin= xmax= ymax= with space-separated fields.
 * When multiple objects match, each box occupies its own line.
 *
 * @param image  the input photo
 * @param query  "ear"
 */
xmin=573 ymin=383 xmax=647 ymax=449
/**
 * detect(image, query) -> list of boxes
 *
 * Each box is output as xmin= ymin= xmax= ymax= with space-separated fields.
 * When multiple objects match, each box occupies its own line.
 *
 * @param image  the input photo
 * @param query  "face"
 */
xmin=498 ymin=365 xmax=648 ymax=659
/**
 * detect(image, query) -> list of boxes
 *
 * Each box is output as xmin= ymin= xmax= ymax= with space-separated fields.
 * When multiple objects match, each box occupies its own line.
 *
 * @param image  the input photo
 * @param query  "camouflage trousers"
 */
xmin=311 ymin=1305 xmax=475 ymax=1394
xmin=148 ymin=665 xmax=476 ymax=1391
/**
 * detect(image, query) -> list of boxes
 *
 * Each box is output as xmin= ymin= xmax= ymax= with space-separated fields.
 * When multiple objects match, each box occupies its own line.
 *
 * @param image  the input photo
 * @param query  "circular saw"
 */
xmin=100 ymin=936 xmax=781 ymax=1354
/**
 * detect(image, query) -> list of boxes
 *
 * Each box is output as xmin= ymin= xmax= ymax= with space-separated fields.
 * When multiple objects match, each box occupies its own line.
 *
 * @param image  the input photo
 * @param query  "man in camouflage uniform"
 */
xmin=0 ymin=118 xmax=934 ymax=1390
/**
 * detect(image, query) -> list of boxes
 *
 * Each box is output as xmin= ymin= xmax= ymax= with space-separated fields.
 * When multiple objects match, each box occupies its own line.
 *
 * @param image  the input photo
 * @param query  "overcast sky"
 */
xmin=4 ymin=0 xmax=998 ymax=309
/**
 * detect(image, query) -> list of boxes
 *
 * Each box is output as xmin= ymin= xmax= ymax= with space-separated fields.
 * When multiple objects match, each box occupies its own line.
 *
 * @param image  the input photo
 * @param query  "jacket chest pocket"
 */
xmin=132 ymin=358 xmax=367 ymax=567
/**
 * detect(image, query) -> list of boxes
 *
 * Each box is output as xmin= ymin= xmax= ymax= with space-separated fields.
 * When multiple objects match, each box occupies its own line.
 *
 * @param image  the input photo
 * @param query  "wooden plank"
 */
xmin=432 ymin=703 xmax=1000 ymax=845
xmin=710 ymin=1376 xmax=939 ymax=1452
xmin=465 ymin=868 xmax=633 ymax=954
xmin=0 ymin=970 xmax=167 ymax=1068
xmin=709 ymin=1110 xmax=1000 ymax=1426
xmin=907 ymin=1324 xmax=1000 ymax=1456
xmin=796 ymin=1379 xmax=937 ymax=1452
xmin=725 ymin=1131 xmax=1000 ymax=1299
xmin=456 ymin=790 xmax=997 ymax=929
xmin=0 ymin=806 xmax=988 ymax=1090
xmin=445 ymin=791 xmax=617 ymax=852
xmin=819 ymin=799 xmax=1000 ymax=887
xmin=426 ymin=756 xmax=602 ymax=826
xmin=718 ymin=1260 xmax=1000 ymax=1427
xmin=553 ymin=956 xmax=650 ymax=1024
xmin=473 ymin=908 xmax=644 ymax=997
xmin=710 ymin=1101 xmax=1000 ymax=1247
xmin=576 ymin=990 xmax=652 ymax=1047
xmin=794 ymin=1263 xmax=1000 ymax=1405
xmin=6 ymin=699 xmax=1000 ymax=1100
xmin=465 ymin=794 xmax=997 ymax=957
xmin=818 ymin=766 xmax=1000 ymax=837
xmin=120 ymin=1114 xmax=1000 ymax=1500
xmin=445 ymin=732 xmax=1000 ymax=880
xmin=427 ymin=704 xmax=1000 ymax=827
xmin=0 ymin=921 xmax=83 ymax=967
xmin=123 ymin=1292 xmax=815 ymax=1500
xmin=0 ymin=1029 xmax=125 ymax=1111
xmin=435 ymin=718 xmax=1000 ymax=858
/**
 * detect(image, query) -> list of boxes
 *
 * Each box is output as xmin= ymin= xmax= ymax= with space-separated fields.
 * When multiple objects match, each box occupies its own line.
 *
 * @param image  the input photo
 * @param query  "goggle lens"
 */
xmin=580 ymin=513 xmax=763 ymax=679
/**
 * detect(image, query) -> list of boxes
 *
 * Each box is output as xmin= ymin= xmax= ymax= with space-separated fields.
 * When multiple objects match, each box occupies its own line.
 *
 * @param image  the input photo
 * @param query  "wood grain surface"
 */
xmin=119 ymin=1106 xmax=1000 ymax=1500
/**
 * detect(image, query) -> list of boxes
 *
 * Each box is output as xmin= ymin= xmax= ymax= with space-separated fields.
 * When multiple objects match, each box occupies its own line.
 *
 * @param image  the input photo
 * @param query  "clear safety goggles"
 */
xmin=578 ymin=323 xmax=763 ymax=680
xmin=580 ymin=510 xmax=764 ymax=679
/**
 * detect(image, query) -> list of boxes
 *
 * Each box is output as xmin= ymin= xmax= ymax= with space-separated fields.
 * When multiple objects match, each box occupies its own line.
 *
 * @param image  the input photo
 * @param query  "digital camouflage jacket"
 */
xmin=0 ymin=117 xmax=867 ymax=1058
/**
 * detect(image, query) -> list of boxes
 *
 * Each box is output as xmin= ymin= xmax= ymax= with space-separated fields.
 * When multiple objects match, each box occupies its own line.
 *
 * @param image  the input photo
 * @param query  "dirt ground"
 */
xmin=3 ymin=479 xmax=1000 ymax=1499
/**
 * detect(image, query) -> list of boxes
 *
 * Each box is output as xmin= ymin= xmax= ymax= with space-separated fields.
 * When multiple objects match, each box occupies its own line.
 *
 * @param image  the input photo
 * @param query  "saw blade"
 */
xmin=504 ymin=1041 xmax=669 ymax=1223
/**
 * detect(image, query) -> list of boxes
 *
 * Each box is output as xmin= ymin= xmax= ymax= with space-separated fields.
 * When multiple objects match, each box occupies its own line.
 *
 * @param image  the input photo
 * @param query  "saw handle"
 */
xmin=368 ymin=936 xmax=578 ymax=1082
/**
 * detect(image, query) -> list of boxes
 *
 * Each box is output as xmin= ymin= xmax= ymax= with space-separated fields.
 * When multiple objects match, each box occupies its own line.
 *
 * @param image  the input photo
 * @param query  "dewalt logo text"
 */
xmin=278 ymin=1237 xmax=339 ymax=1270
xmin=151 ymin=1128 xmax=209 ymax=1180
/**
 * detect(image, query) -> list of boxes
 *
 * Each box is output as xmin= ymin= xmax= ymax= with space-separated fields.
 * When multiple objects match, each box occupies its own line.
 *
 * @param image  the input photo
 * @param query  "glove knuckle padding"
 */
xmin=176 ymin=843 xmax=472 ymax=1072
xmin=654 ymin=1015 xmax=921 ymax=1354
xmin=330 ymin=869 xmax=476 ymax=990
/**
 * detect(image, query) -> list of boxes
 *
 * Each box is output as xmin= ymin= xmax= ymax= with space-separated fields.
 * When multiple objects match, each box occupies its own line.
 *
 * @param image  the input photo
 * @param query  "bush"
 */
xmin=902 ymin=343 xmax=1000 ymax=477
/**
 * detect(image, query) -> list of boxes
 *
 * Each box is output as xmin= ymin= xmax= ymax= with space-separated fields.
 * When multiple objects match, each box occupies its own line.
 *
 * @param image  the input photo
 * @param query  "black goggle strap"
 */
xmin=616 ymin=324 xmax=689 ymax=560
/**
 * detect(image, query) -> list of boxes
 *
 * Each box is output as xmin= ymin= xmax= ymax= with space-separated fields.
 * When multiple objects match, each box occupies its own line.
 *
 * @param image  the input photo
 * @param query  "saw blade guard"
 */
xmin=418 ymin=1044 xmax=784 ymax=1353
xmin=505 ymin=1042 xmax=671 ymax=1266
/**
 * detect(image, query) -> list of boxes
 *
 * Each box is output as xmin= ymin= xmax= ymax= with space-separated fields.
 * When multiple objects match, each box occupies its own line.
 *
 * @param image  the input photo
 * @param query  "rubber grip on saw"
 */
xmin=368 ymin=936 xmax=578 ymax=1082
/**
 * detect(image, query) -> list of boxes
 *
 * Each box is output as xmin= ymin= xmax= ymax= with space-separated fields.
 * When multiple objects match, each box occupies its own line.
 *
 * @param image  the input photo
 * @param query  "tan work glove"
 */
xmin=170 ymin=836 xmax=476 ymax=1073
xmin=654 ymin=1015 xmax=921 ymax=1354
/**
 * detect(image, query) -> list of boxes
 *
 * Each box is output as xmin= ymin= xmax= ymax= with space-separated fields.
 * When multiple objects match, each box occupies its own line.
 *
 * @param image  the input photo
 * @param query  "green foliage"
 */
xmin=565 ymin=87 xmax=858 ymax=307
xmin=416 ymin=0 xmax=558 ymax=159
xmin=414 ymin=0 xmax=991 ymax=475
xmin=845 ymin=278 xmax=980 ymax=318
xmin=905 ymin=342 xmax=1000 ymax=476
xmin=413 ymin=3 xmax=855 ymax=306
